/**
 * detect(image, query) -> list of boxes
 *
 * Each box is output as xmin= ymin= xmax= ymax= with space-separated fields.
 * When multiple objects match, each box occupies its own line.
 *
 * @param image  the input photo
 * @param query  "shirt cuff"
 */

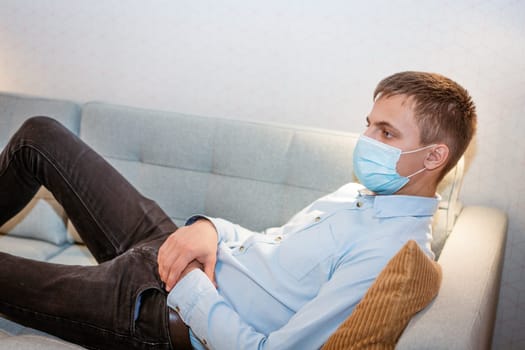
xmin=167 ymin=269 xmax=221 ymax=345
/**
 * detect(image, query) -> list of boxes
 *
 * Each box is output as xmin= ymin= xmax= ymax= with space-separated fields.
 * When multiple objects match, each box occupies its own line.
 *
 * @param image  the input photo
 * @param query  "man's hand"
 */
xmin=180 ymin=260 xmax=204 ymax=279
xmin=158 ymin=219 xmax=218 ymax=291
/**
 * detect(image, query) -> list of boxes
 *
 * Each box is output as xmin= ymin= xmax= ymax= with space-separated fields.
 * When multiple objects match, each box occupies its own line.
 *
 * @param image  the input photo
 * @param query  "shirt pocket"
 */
xmin=278 ymin=224 xmax=337 ymax=281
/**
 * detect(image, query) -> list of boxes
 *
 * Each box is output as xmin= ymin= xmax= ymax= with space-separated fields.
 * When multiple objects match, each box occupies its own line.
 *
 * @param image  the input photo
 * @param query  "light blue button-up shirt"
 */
xmin=167 ymin=183 xmax=438 ymax=350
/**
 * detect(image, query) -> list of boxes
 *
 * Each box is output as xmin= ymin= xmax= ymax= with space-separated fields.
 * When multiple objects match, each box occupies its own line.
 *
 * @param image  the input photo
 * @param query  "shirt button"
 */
xmin=314 ymin=216 xmax=321 ymax=222
xmin=356 ymin=201 xmax=363 ymax=208
xmin=175 ymin=306 xmax=181 ymax=313
xmin=239 ymin=245 xmax=245 ymax=252
xmin=274 ymin=236 xmax=282 ymax=242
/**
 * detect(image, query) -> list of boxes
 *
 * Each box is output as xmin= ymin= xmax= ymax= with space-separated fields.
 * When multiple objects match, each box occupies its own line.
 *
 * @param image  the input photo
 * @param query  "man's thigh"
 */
xmin=0 ymin=236 xmax=172 ymax=349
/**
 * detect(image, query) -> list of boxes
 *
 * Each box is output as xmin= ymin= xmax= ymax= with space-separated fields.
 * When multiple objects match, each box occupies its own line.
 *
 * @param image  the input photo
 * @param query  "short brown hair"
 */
xmin=374 ymin=71 xmax=477 ymax=180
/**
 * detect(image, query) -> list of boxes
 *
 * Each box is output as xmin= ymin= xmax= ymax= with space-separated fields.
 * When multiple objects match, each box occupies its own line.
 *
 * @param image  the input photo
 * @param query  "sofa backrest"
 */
xmin=0 ymin=94 xmax=463 ymax=257
xmin=79 ymin=102 xmax=357 ymax=231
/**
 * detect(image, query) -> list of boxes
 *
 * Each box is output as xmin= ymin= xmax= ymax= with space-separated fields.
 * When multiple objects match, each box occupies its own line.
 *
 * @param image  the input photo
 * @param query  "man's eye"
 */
xmin=382 ymin=130 xmax=393 ymax=138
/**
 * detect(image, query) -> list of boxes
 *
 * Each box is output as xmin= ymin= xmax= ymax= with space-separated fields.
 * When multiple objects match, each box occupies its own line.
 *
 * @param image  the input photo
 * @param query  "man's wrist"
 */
xmin=179 ymin=260 xmax=203 ymax=281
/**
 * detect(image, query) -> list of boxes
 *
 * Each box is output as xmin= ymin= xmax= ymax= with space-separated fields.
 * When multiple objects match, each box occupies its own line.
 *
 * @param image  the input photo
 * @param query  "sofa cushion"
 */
xmin=0 ymin=318 xmax=84 ymax=350
xmin=0 ymin=188 xmax=69 ymax=245
xmin=322 ymin=240 xmax=442 ymax=350
xmin=0 ymin=235 xmax=66 ymax=262
xmin=48 ymin=244 xmax=97 ymax=266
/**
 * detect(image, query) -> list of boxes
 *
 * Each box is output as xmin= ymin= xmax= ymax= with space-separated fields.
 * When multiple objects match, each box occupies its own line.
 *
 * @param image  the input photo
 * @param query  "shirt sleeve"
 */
xmin=167 ymin=240 xmax=399 ymax=350
xmin=185 ymin=215 xmax=258 ymax=244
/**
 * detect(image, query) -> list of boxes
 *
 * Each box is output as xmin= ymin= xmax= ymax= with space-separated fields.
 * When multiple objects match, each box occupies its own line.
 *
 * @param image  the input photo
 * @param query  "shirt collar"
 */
xmin=370 ymin=193 xmax=439 ymax=218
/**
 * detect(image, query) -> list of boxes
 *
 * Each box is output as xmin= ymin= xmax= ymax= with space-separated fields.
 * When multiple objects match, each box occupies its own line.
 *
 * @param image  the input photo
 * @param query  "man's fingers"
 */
xmin=158 ymin=236 xmax=187 ymax=289
xmin=164 ymin=256 xmax=188 ymax=291
xmin=157 ymin=238 xmax=176 ymax=283
xmin=164 ymin=248 xmax=199 ymax=290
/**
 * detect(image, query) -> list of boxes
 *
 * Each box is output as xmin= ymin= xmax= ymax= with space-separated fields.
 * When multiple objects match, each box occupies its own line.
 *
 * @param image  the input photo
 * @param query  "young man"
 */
xmin=0 ymin=72 xmax=476 ymax=349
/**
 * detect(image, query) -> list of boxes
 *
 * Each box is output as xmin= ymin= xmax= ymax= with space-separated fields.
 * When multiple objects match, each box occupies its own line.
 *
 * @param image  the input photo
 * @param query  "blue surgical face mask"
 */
xmin=353 ymin=135 xmax=435 ymax=195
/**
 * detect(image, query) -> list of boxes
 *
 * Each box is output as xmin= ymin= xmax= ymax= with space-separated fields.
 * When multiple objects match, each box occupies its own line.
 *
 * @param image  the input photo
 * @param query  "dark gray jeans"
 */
xmin=0 ymin=117 xmax=179 ymax=349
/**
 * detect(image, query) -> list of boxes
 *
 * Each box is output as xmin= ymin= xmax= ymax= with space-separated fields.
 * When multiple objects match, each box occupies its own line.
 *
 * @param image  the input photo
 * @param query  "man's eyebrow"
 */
xmin=367 ymin=117 xmax=402 ymax=135
xmin=367 ymin=116 xmax=395 ymax=128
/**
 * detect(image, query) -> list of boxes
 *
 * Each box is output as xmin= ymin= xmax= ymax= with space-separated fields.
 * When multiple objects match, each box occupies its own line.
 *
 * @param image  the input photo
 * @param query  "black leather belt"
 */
xmin=168 ymin=308 xmax=192 ymax=349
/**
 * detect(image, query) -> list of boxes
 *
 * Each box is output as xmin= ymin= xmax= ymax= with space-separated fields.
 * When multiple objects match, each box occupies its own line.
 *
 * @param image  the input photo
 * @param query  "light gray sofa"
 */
xmin=0 ymin=92 xmax=508 ymax=349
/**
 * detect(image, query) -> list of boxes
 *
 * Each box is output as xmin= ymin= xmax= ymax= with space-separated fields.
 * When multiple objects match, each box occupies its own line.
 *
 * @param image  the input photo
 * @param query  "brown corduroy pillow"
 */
xmin=322 ymin=240 xmax=442 ymax=350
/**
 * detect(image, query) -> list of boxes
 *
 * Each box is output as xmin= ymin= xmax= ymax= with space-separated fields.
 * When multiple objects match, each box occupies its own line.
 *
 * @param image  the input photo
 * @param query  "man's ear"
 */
xmin=424 ymin=144 xmax=449 ymax=170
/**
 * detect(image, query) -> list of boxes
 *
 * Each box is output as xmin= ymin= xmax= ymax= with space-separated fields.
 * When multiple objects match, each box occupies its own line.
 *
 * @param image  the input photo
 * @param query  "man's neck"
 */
xmin=395 ymin=181 xmax=438 ymax=197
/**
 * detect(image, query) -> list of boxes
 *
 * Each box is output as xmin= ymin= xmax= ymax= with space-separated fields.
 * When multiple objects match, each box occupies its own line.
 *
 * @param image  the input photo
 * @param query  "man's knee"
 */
xmin=14 ymin=116 xmax=72 ymax=146
xmin=20 ymin=116 xmax=61 ymax=134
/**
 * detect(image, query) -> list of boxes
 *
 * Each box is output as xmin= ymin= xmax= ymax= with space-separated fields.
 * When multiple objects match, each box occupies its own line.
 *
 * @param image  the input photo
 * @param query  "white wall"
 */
xmin=1 ymin=0 xmax=524 ymax=348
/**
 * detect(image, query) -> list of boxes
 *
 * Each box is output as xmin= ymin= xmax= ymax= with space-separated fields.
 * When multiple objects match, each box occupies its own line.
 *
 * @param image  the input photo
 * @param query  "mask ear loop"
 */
xmin=407 ymin=167 xmax=426 ymax=178
xmin=402 ymin=144 xmax=436 ymax=178
xmin=401 ymin=143 xmax=436 ymax=155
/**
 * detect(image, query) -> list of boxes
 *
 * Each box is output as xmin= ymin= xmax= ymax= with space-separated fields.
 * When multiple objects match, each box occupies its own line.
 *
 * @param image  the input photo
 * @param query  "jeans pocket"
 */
xmin=132 ymin=286 xmax=170 ymax=344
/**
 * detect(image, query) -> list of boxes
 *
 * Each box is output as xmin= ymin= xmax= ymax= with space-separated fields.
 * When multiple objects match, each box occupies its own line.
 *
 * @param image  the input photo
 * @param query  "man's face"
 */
xmin=363 ymin=94 xmax=429 ymax=181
